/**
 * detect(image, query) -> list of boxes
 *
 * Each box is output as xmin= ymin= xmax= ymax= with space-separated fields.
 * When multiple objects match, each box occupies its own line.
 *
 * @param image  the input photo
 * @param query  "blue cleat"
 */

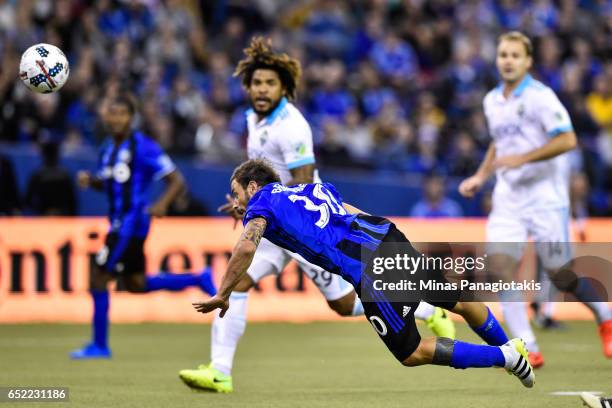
xmin=70 ymin=343 xmax=112 ymax=360
xmin=199 ymin=267 xmax=217 ymax=296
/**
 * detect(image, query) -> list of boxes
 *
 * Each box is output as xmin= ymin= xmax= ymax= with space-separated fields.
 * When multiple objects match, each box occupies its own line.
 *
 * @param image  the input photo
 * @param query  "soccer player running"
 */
xmin=70 ymin=95 xmax=216 ymax=359
xmin=178 ymin=37 xmax=453 ymax=393
xmin=458 ymin=31 xmax=612 ymax=367
xmin=191 ymin=159 xmax=536 ymax=388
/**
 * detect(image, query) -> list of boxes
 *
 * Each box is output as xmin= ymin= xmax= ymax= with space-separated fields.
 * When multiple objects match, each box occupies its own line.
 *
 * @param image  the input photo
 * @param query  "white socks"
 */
xmin=211 ymin=292 xmax=249 ymax=376
xmin=414 ymin=302 xmax=435 ymax=320
xmin=501 ymin=301 xmax=539 ymax=352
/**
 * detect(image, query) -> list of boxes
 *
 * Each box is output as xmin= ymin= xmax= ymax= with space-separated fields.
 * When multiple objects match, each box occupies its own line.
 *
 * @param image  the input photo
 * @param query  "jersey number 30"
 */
xmin=288 ymin=185 xmax=346 ymax=228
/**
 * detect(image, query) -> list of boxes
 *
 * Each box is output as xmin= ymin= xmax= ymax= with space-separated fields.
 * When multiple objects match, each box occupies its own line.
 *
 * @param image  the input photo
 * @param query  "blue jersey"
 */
xmin=97 ymin=131 xmax=175 ymax=238
xmin=243 ymin=182 xmax=391 ymax=288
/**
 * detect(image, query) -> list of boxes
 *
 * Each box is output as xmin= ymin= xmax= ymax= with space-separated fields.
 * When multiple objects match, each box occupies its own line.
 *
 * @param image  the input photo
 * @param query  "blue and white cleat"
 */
xmin=70 ymin=343 xmax=112 ymax=359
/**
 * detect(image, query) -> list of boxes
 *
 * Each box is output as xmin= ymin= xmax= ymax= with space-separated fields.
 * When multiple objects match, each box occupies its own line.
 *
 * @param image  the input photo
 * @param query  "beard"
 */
xmin=250 ymin=96 xmax=282 ymax=117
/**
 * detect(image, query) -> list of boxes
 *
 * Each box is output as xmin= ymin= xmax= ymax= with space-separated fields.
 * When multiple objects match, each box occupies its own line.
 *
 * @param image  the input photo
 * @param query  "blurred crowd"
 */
xmin=0 ymin=0 xmax=611 ymax=216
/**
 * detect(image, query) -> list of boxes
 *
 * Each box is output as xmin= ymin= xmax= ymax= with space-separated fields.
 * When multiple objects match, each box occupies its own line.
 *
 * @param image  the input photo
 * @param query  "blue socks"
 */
xmin=470 ymin=307 xmax=509 ymax=346
xmin=450 ymin=340 xmax=505 ymax=369
xmin=92 ymin=290 xmax=109 ymax=349
xmin=145 ymin=273 xmax=200 ymax=292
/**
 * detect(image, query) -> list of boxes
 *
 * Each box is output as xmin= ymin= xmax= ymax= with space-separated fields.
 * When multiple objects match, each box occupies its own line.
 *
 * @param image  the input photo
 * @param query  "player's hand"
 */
xmin=494 ymin=154 xmax=526 ymax=170
xmin=193 ymin=295 xmax=230 ymax=317
xmin=458 ymin=174 xmax=485 ymax=198
xmin=147 ymin=201 xmax=168 ymax=217
xmin=218 ymin=194 xmax=243 ymax=229
xmin=77 ymin=171 xmax=92 ymax=189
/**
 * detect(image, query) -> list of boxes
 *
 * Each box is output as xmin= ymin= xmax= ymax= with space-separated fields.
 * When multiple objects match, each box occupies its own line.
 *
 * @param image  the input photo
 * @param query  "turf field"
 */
xmin=1 ymin=321 xmax=609 ymax=408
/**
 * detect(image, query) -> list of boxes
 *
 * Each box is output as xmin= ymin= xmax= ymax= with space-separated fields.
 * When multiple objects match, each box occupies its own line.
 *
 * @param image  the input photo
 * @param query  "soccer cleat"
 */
xmin=199 ymin=267 xmax=217 ymax=296
xmin=70 ymin=343 xmax=111 ymax=359
xmin=425 ymin=307 xmax=456 ymax=339
xmin=599 ymin=319 xmax=612 ymax=358
xmin=581 ymin=392 xmax=612 ymax=408
xmin=500 ymin=338 xmax=535 ymax=388
xmin=179 ymin=364 xmax=232 ymax=393
xmin=528 ymin=351 xmax=545 ymax=368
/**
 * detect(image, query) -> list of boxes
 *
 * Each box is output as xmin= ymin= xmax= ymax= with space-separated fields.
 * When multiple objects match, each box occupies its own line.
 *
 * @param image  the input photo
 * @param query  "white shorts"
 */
xmin=486 ymin=206 xmax=572 ymax=270
xmin=246 ymin=238 xmax=355 ymax=301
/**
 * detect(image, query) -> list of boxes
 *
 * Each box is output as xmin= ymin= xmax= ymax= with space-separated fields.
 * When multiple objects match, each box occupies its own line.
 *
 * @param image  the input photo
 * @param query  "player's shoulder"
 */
xmin=522 ymin=77 xmax=553 ymax=97
xmin=270 ymin=100 xmax=309 ymax=129
xmin=134 ymin=131 xmax=163 ymax=152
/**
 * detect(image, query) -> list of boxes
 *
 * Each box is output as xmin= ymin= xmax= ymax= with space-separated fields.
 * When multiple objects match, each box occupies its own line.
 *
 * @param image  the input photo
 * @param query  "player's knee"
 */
xmin=90 ymin=266 xmax=112 ymax=291
xmin=122 ymin=276 xmax=147 ymax=293
xmin=402 ymin=338 xmax=436 ymax=367
xmin=401 ymin=348 xmax=429 ymax=367
xmin=327 ymin=293 xmax=355 ymax=316
xmin=549 ymin=267 xmax=579 ymax=292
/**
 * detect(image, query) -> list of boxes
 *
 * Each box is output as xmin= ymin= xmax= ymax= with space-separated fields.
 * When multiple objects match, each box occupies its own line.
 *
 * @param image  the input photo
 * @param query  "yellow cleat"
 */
xmin=425 ymin=307 xmax=456 ymax=339
xmin=179 ymin=364 xmax=233 ymax=393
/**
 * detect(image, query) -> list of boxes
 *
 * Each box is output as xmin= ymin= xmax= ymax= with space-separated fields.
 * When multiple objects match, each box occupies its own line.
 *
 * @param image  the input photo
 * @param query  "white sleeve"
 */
xmin=537 ymin=89 xmax=574 ymax=137
xmin=277 ymin=118 xmax=316 ymax=170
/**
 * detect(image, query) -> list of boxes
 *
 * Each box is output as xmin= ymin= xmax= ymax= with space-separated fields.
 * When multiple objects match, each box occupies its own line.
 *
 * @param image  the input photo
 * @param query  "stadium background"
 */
xmin=1 ymin=2 xmax=611 ymax=407
xmin=0 ymin=0 xmax=611 ymax=217
xmin=0 ymin=0 xmax=610 ymax=322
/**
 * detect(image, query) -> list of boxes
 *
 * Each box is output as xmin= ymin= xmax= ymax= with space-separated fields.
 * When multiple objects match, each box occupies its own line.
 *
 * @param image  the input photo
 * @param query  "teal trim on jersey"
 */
xmin=493 ymin=74 xmax=536 ymax=97
xmin=548 ymin=125 xmax=574 ymax=137
xmin=287 ymin=156 xmax=315 ymax=170
xmin=512 ymin=74 xmax=533 ymax=97
xmin=266 ymin=97 xmax=288 ymax=125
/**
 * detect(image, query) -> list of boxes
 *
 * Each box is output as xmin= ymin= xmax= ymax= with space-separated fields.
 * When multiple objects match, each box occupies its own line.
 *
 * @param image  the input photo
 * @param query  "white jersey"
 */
xmin=483 ymin=74 xmax=573 ymax=210
xmin=246 ymin=97 xmax=320 ymax=184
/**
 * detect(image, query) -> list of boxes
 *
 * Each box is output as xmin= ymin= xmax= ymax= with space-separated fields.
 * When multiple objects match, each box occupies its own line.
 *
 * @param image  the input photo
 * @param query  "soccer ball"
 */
xmin=19 ymin=43 xmax=69 ymax=93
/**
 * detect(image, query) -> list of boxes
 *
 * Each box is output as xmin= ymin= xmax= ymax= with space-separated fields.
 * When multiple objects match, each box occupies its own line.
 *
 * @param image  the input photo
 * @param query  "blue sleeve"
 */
xmin=140 ymin=138 xmax=176 ymax=180
xmin=243 ymin=190 xmax=276 ymax=231
xmin=322 ymin=182 xmax=344 ymax=205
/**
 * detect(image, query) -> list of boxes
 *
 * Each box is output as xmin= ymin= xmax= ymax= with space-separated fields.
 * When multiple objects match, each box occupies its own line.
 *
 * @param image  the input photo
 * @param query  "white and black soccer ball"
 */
xmin=19 ymin=43 xmax=69 ymax=93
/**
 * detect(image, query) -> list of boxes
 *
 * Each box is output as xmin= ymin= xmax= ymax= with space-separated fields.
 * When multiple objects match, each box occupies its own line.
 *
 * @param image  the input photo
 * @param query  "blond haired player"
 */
xmin=459 ymin=31 xmax=612 ymax=368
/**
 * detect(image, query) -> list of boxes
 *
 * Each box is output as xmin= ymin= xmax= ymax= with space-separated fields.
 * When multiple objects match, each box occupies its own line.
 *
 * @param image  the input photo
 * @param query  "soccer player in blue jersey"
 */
xmin=192 ymin=159 xmax=536 ymax=388
xmin=70 ymin=95 xmax=216 ymax=359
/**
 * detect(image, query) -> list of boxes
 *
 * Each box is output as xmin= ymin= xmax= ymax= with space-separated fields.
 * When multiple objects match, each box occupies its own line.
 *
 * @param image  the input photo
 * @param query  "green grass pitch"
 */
xmin=1 ymin=321 xmax=609 ymax=408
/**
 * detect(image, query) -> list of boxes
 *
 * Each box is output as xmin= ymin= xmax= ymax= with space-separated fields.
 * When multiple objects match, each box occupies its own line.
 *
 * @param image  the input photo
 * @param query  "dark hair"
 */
xmin=231 ymin=159 xmax=281 ymax=189
xmin=233 ymin=37 xmax=302 ymax=100
xmin=110 ymin=93 xmax=137 ymax=116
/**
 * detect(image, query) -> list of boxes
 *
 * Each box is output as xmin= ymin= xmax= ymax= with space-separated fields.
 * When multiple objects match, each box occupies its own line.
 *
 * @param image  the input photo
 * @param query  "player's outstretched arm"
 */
xmin=193 ymin=217 xmax=267 ymax=317
xmin=494 ymin=131 xmax=576 ymax=169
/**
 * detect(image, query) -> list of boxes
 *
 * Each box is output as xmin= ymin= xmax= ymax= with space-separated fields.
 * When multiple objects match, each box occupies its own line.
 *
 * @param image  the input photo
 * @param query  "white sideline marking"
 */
xmin=549 ymin=391 xmax=603 ymax=396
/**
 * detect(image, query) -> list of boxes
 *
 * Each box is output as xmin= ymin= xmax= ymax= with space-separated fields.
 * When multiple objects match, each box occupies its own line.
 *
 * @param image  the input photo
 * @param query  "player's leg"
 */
xmin=360 ymin=299 xmax=534 ymax=388
xmin=145 ymin=264 xmax=216 ymax=295
xmin=179 ymin=238 xmax=287 ymax=392
xmin=70 ymin=234 xmax=118 ymax=359
xmin=295 ymin=255 xmax=361 ymax=316
xmin=532 ymin=208 xmax=612 ymax=357
xmin=413 ymin=302 xmax=456 ymax=339
xmin=296 ymin=252 xmax=455 ymax=337
xmin=116 ymin=238 xmax=216 ymax=295
xmin=487 ymin=210 xmax=542 ymax=364
xmin=531 ymin=258 xmax=564 ymax=329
